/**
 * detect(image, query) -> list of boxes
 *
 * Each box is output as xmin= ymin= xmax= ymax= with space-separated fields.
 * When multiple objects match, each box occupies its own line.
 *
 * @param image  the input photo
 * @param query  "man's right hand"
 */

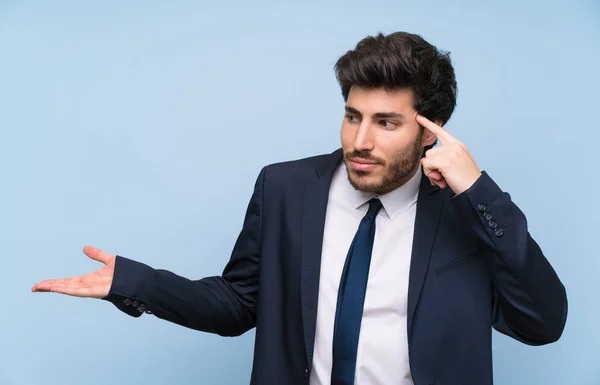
xmin=31 ymin=246 xmax=115 ymax=299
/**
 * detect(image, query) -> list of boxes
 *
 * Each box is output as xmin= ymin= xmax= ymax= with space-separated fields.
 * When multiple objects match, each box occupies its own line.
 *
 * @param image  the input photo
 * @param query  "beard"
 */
xmin=345 ymin=129 xmax=424 ymax=194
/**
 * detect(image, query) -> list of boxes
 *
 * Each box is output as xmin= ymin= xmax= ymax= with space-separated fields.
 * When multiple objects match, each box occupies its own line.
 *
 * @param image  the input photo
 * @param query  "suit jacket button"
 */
xmin=484 ymin=211 xmax=492 ymax=221
xmin=488 ymin=220 xmax=497 ymax=229
xmin=494 ymin=228 xmax=504 ymax=237
xmin=305 ymin=369 xmax=308 ymax=378
xmin=132 ymin=300 xmax=139 ymax=307
xmin=123 ymin=299 xmax=132 ymax=306
xmin=477 ymin=203 xmax=487 ymax=212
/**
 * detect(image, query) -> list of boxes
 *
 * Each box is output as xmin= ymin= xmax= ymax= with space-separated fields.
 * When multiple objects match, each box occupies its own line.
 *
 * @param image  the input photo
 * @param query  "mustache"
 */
xmin=345 ymin=150 xmax=385 ymax=164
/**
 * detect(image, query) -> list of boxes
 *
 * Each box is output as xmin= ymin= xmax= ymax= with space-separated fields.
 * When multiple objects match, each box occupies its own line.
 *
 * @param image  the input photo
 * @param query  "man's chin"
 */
xmin=347 ymin=173 xmax=382 ymax=193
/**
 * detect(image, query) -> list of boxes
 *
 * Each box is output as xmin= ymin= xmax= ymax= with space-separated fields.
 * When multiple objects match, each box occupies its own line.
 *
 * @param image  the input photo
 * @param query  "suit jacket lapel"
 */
xmin=407 ymin=174 xmax=446 ymax=337
xmin=300 ymin=148 xmax=343 ymax=370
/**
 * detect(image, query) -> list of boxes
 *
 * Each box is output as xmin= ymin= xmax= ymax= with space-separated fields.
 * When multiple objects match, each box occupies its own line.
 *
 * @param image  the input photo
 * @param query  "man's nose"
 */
xmin=353 ymin=124 xmax=375 ymax=152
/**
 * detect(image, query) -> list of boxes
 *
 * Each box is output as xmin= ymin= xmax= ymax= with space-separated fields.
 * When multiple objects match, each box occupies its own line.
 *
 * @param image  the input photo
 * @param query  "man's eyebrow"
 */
xmin=344 ymin=106 xmax=362 ymax=116
xmin=344 ymin=106 xmax=405 ymax=120
xmin=373 ymin=112 xmax=405 ymax=120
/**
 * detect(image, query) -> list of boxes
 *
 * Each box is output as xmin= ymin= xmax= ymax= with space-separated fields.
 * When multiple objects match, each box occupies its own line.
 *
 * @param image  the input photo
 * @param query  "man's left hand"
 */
xmin=416 ymin=115 xmax=482 ymax=195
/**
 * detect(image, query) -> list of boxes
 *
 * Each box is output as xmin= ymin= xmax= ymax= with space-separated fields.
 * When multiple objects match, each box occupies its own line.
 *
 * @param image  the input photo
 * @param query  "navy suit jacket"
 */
xmin=104 ymin=148 xmax=567 ymax=385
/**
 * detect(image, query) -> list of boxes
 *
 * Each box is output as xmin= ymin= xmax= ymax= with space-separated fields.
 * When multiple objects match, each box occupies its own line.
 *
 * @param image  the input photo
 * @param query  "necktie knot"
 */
xmin=366 ymin=198 xmax=383 ymax=219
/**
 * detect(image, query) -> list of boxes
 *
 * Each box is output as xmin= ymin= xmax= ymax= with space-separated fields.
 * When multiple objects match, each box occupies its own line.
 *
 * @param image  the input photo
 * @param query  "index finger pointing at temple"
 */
xmin=416 ymin=114 xmax=456 ymax=145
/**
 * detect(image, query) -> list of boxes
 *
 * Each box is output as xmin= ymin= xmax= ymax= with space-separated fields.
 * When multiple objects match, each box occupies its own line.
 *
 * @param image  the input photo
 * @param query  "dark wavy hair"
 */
xmin=334 ymin=31 xmax=458 ymax=153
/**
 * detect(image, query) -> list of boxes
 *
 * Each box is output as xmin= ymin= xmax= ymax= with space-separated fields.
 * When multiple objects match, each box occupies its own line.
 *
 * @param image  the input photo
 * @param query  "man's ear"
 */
xmin=422 ymin=119 xmax=444 ymax=147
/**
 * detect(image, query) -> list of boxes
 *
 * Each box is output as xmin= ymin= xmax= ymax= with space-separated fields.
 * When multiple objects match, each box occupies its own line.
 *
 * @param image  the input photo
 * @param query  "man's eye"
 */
xmin=345 ymin=115 xmax=358 ymax=122
xmin=379 ymin=120 xmax=397 ymax=129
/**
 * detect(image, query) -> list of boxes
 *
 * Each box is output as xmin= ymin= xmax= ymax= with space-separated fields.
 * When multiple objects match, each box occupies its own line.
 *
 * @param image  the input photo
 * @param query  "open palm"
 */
xmin=31 ymin=246 xmax=115 ymax=299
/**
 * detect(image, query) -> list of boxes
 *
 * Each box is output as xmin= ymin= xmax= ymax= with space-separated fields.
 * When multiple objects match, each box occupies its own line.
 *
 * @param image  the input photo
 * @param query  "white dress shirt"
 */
xmin=310 ymin=162 xmax=422 ymax=385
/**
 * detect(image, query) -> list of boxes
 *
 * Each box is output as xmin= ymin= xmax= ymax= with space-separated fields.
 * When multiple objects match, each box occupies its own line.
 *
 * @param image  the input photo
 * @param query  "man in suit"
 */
xmin=32 ymin=31 xmax=567 ymax=385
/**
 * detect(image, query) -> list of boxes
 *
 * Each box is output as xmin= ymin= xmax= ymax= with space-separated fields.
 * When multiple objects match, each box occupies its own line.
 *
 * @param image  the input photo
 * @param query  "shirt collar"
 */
xmin=341 ymin=163 xmax=422 ymax=219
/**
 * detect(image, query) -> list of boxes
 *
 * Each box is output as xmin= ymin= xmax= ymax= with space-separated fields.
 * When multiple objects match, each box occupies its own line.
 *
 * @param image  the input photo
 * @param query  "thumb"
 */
xmin=427 ymin=170 xmax=443 ymax=181
xmin=83 ymin=245 xmax=114 ymax=265
xmin=421 ymin=157 xmax=441 ymax=179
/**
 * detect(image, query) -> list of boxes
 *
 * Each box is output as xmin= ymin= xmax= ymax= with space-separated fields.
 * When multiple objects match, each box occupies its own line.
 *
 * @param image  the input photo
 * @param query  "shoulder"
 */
xmin=262 ymin=149 xmax=342 ymax=182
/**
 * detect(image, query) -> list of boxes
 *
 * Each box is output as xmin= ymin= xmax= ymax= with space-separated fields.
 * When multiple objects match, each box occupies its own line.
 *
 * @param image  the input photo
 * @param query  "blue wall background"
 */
xmin=1 ymin=1 xmax=598 ymax=384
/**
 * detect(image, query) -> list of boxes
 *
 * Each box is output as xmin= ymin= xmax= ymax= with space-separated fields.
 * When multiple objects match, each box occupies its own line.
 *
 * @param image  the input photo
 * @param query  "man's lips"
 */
xmin=348 ymin=158 xmax=380 ymax=171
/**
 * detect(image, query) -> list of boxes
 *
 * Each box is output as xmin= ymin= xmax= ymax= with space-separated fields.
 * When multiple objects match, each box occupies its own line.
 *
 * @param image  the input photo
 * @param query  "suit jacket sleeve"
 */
xmin=101 ymin=167 xmax=266 ymax=337
xmin=450 ymin=171 xmax=568 ymax=345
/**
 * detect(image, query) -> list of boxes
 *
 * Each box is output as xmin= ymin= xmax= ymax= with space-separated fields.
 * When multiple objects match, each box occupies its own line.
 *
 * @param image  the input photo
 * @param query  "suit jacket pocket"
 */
xmin=434 ymin=248 xmax=483 ymax=276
